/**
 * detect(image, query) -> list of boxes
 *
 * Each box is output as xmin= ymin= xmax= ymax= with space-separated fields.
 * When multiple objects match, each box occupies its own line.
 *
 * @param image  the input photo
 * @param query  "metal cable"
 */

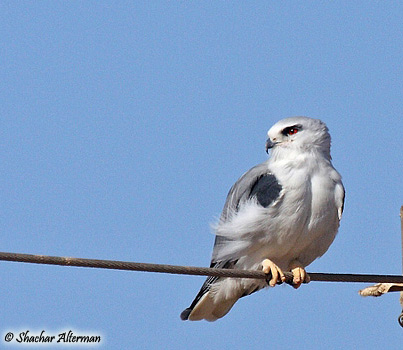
xmin=1 ymin=251 xmax=403 ymax=285
xmin=399 ymin=205 xmax=403 ymax=327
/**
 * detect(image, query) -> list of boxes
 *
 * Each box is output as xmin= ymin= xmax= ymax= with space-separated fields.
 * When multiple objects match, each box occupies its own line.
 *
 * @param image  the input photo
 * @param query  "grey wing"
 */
xmin=180 ymin=162 xmax=282 ymax=320
xmin=336 ymin=181 xmax=345 ymax=221
xmin=220 ymin=162 xmax=281 ymax=221
xmin=212 ymin=161 xmax=282 ymax=261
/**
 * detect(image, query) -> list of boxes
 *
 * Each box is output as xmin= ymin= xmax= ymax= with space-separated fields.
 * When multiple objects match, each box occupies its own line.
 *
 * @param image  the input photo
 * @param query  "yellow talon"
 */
xmin=261 ymin=259 xmax=286 ymax=287
xmin=289 ymin=260 xmax=310 ymax=289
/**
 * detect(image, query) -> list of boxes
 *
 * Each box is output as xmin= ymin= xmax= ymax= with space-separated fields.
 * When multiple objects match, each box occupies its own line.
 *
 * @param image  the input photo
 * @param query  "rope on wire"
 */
xmin=1 ymin=251 xmax=403 ymax=285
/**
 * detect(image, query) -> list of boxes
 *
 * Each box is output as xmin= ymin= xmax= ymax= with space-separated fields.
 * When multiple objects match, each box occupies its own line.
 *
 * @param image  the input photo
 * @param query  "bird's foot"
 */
xmin=289 ymin=260 xmax=310 ymax=289
xmin=261 ymin=259 xmax=286 ymax=287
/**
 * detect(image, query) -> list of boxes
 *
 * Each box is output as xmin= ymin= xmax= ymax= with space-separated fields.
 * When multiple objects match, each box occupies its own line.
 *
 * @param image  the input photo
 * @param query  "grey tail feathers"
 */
xmin=180 ymin=260 xmax=237 ymax=321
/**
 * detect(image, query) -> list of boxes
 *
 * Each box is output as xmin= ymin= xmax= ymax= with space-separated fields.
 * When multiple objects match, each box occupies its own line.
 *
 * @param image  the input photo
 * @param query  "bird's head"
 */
xmin=266 ymin=117 xmax=331 ymax=159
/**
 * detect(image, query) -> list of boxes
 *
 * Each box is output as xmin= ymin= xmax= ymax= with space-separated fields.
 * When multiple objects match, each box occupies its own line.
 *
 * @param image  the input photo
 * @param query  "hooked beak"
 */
xmin=265 ymin=138 xmax=276 ymax=153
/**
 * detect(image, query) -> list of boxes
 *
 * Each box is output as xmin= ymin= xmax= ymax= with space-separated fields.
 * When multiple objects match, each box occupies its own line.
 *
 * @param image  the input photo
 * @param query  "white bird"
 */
xmin=181 ymin=116 xmax=345 ymax=322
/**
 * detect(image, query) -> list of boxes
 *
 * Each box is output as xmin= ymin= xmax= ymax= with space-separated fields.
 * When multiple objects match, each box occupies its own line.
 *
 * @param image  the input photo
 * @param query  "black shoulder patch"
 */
xmin=249 ymin=173 xmax=282 ymax=208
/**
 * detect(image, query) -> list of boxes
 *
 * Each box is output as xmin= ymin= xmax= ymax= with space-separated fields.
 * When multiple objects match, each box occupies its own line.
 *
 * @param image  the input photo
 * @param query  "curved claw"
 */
xmin=289 ymin=260 xmax=310 ymax=289
xmin=261 ymin=259 xmax=286 ymax=287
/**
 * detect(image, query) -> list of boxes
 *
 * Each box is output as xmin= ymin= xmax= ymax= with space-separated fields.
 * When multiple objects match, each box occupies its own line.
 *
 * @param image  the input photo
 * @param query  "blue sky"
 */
xmin=1 ymin=1 xmax=402 ymax=349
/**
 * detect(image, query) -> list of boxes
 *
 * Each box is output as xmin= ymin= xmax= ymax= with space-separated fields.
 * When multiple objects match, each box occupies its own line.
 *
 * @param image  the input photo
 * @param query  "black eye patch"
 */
xmin=281 ymin=124 xmax=303 ymax=136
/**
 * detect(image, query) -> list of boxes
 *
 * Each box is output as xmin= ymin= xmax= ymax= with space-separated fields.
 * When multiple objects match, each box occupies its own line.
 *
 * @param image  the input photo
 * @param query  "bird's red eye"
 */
xmin=281 ymin=125 xmax=302 ymax=136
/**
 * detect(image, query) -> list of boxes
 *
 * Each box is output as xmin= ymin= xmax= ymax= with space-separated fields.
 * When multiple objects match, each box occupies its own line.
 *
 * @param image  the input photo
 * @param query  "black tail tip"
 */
xmin=180 ymin=308 xmax=192 ymax=321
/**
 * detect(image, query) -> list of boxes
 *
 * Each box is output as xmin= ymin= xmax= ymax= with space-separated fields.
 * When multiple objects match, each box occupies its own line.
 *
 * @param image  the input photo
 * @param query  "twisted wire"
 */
xmin=1 ymin=251 xmax=403 ymax=284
